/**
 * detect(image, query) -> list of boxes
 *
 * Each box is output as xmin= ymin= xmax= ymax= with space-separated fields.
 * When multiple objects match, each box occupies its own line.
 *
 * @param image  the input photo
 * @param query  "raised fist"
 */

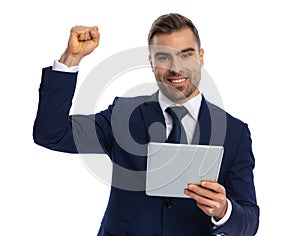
xmin=60 ymin=26 xmax=100 ymax=67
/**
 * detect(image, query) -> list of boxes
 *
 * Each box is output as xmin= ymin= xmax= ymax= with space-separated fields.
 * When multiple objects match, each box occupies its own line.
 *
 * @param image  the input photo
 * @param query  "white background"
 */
xmin=1 ymin=0 xmax=299 ymax=235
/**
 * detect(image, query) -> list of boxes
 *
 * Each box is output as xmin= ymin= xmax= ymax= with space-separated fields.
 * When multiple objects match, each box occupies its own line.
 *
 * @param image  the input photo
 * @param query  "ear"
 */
xmin=148 ymin=55 xmax=154 ymax=72
xmin=199 ymin=48 xmax=204 ymax=67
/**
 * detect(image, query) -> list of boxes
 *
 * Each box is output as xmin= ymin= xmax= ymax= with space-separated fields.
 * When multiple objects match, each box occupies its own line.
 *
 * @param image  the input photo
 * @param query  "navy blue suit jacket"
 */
xmin=33 ymin=67 xmax=259 ymax=236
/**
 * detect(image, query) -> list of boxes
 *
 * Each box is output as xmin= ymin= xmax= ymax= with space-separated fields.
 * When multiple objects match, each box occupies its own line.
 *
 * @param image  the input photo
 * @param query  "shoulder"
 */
xmin=107 ymin=93 xmax=158 ymax=114
xmin=112 ymin=92 xmax=158 ymax=106
xmin=204 ymin=98 xmax=253 ymax=154
xmin=204 ymin=98 xmax=250 ymax=145
xmin=205 ymin=98 xmax=246 ymax=128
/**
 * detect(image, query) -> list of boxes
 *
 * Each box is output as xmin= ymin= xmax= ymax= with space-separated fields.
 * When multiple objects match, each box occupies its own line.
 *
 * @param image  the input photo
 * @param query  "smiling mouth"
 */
xmin=167 ymin=77 xmax=188 ymax=86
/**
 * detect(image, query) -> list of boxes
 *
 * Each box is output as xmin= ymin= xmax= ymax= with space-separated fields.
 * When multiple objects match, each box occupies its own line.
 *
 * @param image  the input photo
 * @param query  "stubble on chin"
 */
xmin=157 ymin=82 xmax=196 ymax=103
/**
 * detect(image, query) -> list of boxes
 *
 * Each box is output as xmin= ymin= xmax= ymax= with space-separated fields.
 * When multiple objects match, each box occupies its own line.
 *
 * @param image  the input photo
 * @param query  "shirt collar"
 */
xmin=158 ymin=91 xmax=202 ymax=121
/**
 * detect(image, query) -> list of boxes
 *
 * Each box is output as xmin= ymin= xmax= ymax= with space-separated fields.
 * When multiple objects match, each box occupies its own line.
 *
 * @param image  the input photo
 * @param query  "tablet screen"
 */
xmin=146 ymin=142 xmax=224 ymax=198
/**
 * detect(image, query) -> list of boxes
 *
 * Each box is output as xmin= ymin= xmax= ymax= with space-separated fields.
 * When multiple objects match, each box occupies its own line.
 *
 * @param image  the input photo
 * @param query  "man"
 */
xmin=33 ymin=13 xmax=259 ymax=235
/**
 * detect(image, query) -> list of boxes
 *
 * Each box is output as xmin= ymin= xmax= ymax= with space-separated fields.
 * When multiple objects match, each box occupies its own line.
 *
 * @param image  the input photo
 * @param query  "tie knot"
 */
xmin=165 ymin=106 xmax=188 ymax=120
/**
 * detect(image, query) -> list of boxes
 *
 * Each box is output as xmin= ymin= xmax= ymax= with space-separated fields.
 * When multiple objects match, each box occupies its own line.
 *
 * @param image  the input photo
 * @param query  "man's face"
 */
xmin=149 ymin=27 xmax=204 ymax=104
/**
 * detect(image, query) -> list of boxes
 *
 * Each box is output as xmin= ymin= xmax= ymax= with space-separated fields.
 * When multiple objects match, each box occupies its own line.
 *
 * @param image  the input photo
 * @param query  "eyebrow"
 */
xmin=154 ymin=52 xmax=170 ymax=57
xmin=179 ymin=47 xmax=196 ymax=54
xmin=154 ymin=47 xmax=196 ymax=57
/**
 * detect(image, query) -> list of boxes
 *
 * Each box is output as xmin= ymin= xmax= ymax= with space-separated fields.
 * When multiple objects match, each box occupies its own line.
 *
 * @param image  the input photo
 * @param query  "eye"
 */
xmin=180 ymin=52 xmax=192 ymax=59
xmin=157 ymin=55 xmax=171 ymax=62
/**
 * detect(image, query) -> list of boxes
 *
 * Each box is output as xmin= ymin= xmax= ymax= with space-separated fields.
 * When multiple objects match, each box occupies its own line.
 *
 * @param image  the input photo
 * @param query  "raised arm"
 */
xmin=33 ymin=26 xmax=113 ymax=155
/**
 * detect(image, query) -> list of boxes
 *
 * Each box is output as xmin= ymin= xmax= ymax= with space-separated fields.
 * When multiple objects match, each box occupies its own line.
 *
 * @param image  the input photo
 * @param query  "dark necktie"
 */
xmin=165 ymin=106 xmax=189 ymax=144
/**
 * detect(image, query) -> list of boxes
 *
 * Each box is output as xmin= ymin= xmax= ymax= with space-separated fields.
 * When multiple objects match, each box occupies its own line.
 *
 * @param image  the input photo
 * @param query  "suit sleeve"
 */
xmin=33 ymin=67 xmax=114 ymax=155
xmin=213 ymin=124 xmax=260 ymax=236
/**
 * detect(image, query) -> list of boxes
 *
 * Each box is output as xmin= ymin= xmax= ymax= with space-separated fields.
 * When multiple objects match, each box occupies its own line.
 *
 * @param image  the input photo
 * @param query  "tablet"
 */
xmin=146 ymin=142 xmax=224 ymax=198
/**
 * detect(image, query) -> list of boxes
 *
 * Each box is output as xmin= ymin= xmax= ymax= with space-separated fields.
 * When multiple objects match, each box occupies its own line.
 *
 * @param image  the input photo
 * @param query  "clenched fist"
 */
xmin=59 ymin=26 xmax=100 ymax=67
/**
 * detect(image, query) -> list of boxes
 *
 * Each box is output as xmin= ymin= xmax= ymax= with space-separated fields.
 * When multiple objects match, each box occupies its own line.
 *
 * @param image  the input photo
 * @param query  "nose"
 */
xmin=170 ymin=57 xmax=183 ymax=74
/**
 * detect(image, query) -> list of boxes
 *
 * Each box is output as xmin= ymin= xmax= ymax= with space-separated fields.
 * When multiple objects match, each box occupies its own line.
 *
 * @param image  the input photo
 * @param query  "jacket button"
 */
xmin=151 ymin=233 xmax=158 ymax=236
xmin=164 ymin=200 xmax=172 ymax=208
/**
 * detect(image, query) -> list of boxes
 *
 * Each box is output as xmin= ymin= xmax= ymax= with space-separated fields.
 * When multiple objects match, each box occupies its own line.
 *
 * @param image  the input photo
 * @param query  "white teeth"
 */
xmin=171 ymin=78 xmax=186 ymax=83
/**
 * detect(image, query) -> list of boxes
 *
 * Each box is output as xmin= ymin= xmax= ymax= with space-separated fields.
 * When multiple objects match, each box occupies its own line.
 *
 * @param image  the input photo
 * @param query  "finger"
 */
xmin=201 ymin=181 xmax=225 ymax=194
xmin=184 ymin=188 xmax=225 ymax=217
xmin=196 ymin=202 xmax=216 ymax=217
xmin=184 ymin=189 xmax=214 ymax=207
xmin=190 ymin=184 xmax=227 ymax=207
xmin=78 ymin=31 xmax=92 ymax=41
xmin=91 ymin=26 xmax=99 ymax=33
xmin=71 ymin=26 xmax=94 ymax=41
xmin=82 ymin=27 xmax=100 ymax=42
xmin=90 ymin=27 xmax=100 ymax=42
xmin=71 ymin=26 xmax=87 ymax=36
xmin=187 ymin=184 xmax=215 ymax=200
xmin=85 ymin=31 xmax=91 ymax=40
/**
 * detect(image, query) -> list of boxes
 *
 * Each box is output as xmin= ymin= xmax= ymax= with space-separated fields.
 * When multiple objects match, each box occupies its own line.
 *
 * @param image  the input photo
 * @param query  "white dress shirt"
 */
xmin=52 ymin=60 xmax=232 ymax=226
xmin=158 ymin=91 xmax=201 ymax=144
xmin=53 ymin=59 xmax=79 ymax=73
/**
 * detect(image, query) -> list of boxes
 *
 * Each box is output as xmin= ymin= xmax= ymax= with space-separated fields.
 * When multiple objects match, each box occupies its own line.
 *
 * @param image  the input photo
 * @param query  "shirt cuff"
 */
xmin=211 ymin=198 xmax=232 ymax=227
xmin=52 ymin=60 xmax=79 ymax=73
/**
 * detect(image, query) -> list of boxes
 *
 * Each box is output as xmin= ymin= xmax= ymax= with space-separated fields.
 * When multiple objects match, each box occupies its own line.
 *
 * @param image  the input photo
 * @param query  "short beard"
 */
xmin=157 ymin=81 xmax=198 ymax=103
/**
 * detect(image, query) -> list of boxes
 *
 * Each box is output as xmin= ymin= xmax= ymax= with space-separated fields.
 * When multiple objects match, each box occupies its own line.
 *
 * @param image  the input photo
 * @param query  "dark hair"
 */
xmin=148 ymin=13 xmax=201 ymax=48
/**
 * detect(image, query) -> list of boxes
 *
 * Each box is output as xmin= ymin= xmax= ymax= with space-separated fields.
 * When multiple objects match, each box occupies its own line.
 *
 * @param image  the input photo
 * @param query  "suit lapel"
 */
xmin=139 ymin=92 xmax=167 ymax=143
xmin=192 ymin=96 xmax=211 ymax=145
xmin=192 ymin=96 xmax=227 ymax=146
